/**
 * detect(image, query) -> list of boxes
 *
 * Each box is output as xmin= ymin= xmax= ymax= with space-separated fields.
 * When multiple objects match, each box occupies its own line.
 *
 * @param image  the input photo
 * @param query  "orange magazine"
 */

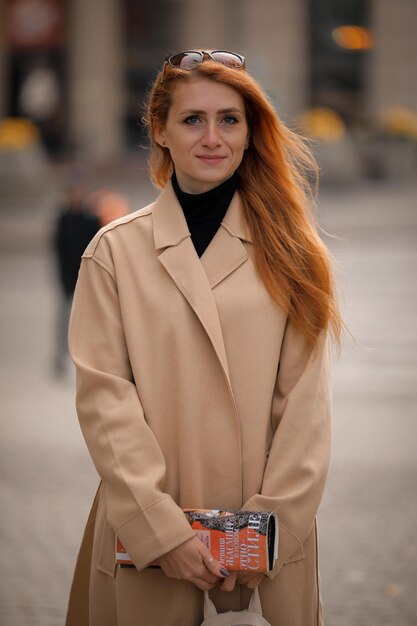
xmin=116 ymin=509 xmax=278 ymax=573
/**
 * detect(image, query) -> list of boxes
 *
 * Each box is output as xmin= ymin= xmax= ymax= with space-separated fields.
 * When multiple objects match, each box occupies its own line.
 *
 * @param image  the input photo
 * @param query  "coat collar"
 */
xmin=152 ymin=180 xmax=252 ymax=404
xmin=221 ymin=191 xmax=253 ymax=244
xmin=152 ymin=181 xmax=190 ymax=250
xmin=152 ymin=180 xmax=252 ymax=250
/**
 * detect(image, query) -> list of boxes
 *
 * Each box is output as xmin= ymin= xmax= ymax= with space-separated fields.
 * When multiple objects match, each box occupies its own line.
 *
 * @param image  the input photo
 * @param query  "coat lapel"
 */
xmin=199 ymin=191 xmax=252 ymax=289
xmin=153 ymin=183 xmax=227 ymax=384
xmin=159 ymin=237 xmax=232 ymax=382
xmin=153 ymin=182 xmax=252 ymax=391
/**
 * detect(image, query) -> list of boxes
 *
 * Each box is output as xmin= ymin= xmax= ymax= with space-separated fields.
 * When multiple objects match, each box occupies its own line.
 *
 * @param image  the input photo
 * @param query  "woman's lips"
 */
xmin=196 ymin=155 xmax=226 ymax=164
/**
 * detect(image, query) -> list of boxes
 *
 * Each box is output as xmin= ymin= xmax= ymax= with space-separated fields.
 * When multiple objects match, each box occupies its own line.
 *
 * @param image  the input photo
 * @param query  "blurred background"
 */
xmin=0 ymin=0 xmax=416 ymax=624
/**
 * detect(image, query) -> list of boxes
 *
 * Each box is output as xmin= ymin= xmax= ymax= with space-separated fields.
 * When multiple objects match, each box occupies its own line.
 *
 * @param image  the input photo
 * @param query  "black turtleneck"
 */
xmin=172 ymin=171 xmax=239 ymax=258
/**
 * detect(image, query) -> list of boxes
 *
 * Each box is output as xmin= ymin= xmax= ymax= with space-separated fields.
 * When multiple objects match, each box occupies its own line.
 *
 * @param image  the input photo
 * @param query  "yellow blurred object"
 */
xmin=297 ymin=108 xmax=346 ymax=142
xmin=380 ymin=107 xmax=417 ymax=139
xmin=0 ymin=118 xmax=40 ymax=150
xmin=332 ymin=26 xmax=374 ymax=50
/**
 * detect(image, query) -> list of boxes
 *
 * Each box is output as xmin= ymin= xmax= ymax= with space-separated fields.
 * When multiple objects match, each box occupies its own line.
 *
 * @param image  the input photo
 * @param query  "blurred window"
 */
xmin=123 ymin=0 xmax=181 ymax=150
xmin=309 ymin=0 xmax=371 ymax=122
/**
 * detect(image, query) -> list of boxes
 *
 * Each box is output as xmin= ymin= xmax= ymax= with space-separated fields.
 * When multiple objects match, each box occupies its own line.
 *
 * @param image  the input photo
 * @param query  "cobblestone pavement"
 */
xmin=0 ymin=167 xmax=416 ymax=625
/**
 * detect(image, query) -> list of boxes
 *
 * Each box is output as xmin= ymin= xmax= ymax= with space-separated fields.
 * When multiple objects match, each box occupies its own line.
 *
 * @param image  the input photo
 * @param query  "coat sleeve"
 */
xmin=241 ymin=322 xmax=332 ymax=579
xmin=68 ymin=250 xmax=195 ymax=571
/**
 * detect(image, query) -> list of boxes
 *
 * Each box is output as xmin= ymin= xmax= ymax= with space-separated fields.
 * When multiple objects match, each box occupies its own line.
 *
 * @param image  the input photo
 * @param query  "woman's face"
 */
xmin=155 ymin=78 xmax=249 ymax=194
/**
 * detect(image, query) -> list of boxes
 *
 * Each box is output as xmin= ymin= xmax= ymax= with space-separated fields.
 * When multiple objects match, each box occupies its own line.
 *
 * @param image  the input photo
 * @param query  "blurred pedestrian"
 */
xmin=52 ymin=180 xmax=100 ymax=376
xmin=66 ymin=50 xmax=342 ymax=625
xmin=88 ymin=189 xmax=130 ymax=226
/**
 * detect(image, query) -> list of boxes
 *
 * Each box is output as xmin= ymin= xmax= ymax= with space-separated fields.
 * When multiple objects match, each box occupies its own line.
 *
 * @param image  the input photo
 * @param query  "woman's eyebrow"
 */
xmin=218 ymin=107 xmax=243 ymax=114
xmin=178 ymin=109 xmax=206 ymax=116
xmin=178 ymin=107 xmax=243 ymax=116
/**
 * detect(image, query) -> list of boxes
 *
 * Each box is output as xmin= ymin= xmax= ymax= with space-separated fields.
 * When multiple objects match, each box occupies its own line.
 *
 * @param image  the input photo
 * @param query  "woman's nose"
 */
xmin=202 ymin=123 xmax=222 ymax=148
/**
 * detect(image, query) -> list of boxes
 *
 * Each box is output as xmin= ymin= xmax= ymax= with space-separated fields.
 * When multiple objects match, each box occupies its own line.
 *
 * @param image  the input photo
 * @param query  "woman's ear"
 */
xmin=153 ymin=123 xmax=167 ymax=148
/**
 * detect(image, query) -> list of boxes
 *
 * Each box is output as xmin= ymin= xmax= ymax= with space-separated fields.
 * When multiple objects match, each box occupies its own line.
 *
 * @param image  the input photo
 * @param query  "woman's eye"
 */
xmin=222 ymin=116 xmax=238 ymax=124
xmin=183 ymin=116 xmax=200 ymax=125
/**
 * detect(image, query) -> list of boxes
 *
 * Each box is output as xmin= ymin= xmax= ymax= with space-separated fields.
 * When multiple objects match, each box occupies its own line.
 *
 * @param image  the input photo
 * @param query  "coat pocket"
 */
xmin=284 ymin=543 xmax=305 ymax=565
xmin=281 ymin=523 xmax=306 ymax=565
xmin=94 ymin=489 xmax=117 ymax=578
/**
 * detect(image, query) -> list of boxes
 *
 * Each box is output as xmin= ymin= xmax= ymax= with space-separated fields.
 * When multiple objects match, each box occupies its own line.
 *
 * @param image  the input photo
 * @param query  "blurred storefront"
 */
xmin=0 ymin=0 xmax=66 ymax=153
xmin=0 ymin=0 xmax=416 ymax=165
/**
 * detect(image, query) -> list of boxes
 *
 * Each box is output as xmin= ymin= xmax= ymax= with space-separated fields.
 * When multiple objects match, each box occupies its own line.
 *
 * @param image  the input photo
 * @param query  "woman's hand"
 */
xmin=237 ymin=572 xmax=265 ymax=589
xmin=158 ymin=536 xmax=230 ymax=591
xmin=218 ymin=570 xmax=238 ymax=592
xmin=218 ymin=570 xmax=265 ymax=592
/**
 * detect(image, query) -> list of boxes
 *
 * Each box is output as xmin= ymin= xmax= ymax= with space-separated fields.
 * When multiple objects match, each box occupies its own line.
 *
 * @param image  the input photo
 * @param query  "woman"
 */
xmin=66 ymin=50 xmax=341 ymax=626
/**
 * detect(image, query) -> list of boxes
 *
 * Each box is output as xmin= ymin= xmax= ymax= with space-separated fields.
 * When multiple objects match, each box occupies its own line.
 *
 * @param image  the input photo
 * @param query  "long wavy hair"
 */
xmin=144 ymin=59 xmax=342 ymax=346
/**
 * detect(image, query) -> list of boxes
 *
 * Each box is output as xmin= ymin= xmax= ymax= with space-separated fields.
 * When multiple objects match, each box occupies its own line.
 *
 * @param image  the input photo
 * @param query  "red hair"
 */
xmin=144 ymin=61 xmax=342 ymax=346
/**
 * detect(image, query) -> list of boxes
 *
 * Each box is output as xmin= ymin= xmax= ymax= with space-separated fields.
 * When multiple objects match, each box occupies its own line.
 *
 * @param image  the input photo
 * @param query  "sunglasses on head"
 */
xmin=164 ymin=50 xmax=246 ymax=71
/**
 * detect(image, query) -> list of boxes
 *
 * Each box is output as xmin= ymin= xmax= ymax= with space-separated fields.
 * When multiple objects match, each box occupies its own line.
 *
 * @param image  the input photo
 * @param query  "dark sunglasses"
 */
xmin=164 ymin=50 xmax=246 ymax=71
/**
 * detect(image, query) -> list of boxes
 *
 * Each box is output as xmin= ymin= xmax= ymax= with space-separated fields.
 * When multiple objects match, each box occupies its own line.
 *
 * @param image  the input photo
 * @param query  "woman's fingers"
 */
xmin=187 ymin=575 xmax=218 ymax=591
xmin=159 ymin=535 xmax=265 ymax=592
xmin=201 ymin=549 xmax=230 ymax=580
xmin=159 ymin=536 xmax=225 ymax=588
xmin=237 ymin=572 xmax=265 ymax=588
xmin=219 ymin=570 xmax=238 ymax=592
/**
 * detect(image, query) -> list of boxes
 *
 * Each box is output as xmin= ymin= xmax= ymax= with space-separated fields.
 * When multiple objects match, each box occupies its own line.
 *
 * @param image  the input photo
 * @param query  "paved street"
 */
xmin=1 ymin=166 xmax=416 ymax=625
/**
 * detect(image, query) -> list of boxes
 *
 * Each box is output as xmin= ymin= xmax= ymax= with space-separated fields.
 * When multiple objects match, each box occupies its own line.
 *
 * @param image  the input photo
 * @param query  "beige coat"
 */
xmin=66 ymin=182 xmax=331 ymax=626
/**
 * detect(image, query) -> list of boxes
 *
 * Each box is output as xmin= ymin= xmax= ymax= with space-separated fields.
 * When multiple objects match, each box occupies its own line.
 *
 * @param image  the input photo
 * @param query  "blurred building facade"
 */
xmin=0 ymin=0 xmax=416 ymax=161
